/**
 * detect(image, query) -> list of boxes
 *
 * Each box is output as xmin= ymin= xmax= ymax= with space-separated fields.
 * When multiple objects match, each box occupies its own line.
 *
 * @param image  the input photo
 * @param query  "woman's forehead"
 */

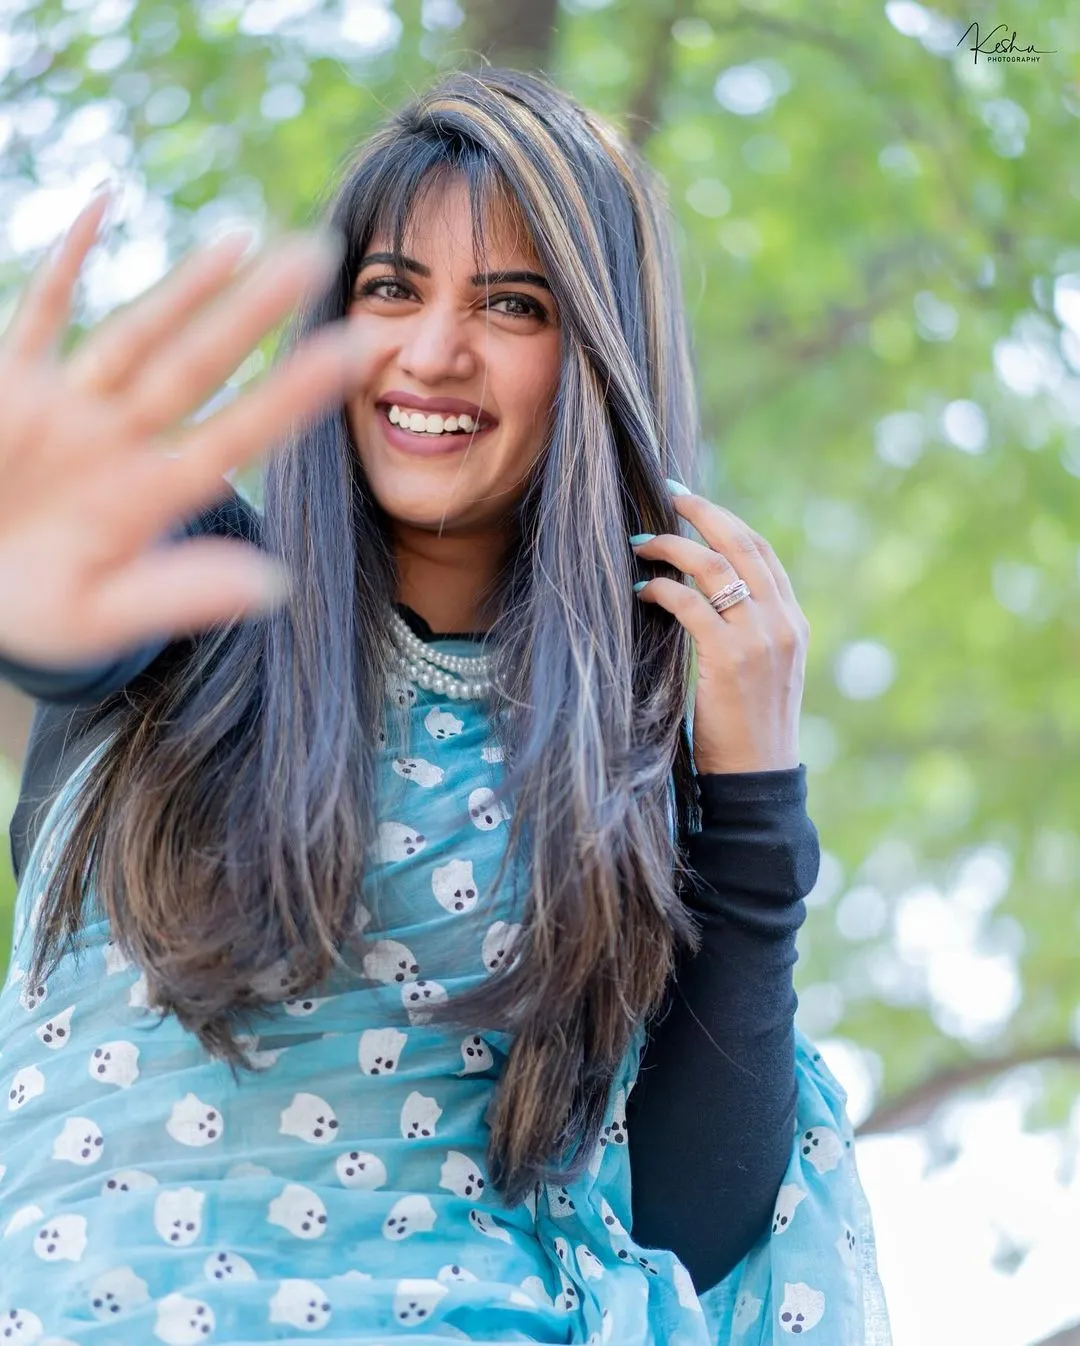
xmin=369 ymin=175 xmax=541 ymax=268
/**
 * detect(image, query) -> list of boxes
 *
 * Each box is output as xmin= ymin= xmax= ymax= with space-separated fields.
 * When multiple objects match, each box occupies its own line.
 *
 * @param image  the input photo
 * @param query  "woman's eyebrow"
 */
xmin=357 ymin=252 xmax=551 ymax=292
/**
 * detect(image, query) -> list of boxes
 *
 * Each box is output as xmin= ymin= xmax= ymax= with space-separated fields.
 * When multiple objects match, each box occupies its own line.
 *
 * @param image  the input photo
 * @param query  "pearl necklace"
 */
xmin=387 ymin=608 xmax=494 ymax=701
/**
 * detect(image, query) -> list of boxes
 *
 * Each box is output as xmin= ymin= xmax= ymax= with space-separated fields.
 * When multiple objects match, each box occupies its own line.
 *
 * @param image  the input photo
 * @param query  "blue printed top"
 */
xmin=0 ymin=642 xmax=892 ymax=1345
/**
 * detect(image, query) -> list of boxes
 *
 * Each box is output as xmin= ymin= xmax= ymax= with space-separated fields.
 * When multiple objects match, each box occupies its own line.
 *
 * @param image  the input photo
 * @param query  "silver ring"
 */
xmin=707 ymin=579 xmax=751 ymax=614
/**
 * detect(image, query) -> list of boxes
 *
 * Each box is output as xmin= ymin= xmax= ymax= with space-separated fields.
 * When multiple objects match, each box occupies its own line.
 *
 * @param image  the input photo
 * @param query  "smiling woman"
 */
xmin=0 ymin=66 xmax=890 ymax=1345
xmin=342 ymin=174 xmax=563 ymax=633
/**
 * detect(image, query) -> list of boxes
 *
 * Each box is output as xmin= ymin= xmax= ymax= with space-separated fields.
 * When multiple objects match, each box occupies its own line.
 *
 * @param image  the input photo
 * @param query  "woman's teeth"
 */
xmin=387 ymin=405 xmax=479 ymax=435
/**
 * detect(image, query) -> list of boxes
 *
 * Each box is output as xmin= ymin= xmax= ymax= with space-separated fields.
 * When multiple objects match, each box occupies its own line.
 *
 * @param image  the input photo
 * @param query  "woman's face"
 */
xmin=344 ymin=177 xmax=562 ymax=533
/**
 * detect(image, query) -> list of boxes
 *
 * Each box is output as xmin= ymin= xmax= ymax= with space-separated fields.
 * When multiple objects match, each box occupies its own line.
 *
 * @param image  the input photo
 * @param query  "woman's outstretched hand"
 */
xmin=631 ymin=485 xmax=810 ymax=775
xmin=0 ymin=186 xmax=360 ymax=669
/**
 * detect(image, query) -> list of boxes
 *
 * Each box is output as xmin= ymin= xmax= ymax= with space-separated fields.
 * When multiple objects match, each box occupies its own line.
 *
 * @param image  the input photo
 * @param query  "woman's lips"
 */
xmin=377 ymin=405 xmax=496 ymax=457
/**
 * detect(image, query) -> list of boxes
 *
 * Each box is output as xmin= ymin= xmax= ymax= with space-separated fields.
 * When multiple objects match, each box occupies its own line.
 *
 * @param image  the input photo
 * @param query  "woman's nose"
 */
xmin=398 ymin=304 xmax=477 ymax=382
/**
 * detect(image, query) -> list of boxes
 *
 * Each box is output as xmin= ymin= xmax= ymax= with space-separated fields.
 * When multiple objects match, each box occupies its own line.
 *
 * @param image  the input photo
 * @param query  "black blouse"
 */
xmin=0 ymin=490 xmax=812 ymax=1295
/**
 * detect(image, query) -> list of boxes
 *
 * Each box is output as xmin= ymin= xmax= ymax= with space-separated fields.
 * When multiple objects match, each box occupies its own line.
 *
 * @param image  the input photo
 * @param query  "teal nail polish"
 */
xmin=665 ymin=477 xmax=691 ymax=496
xmin=632 ymin=580 xmax=649 ymax=592
xmin=628 ymin=533 xmax=655 ymax=545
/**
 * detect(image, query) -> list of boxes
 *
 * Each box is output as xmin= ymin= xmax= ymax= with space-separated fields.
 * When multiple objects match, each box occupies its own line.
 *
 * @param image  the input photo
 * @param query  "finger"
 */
xmin=66 ymin=228 xmax=256 ymax=396
xmin=705 ymin=504 xmax=811 ymax=637
xmin=4 ymin=188 xmax=112 ymax=362
xmin=84 ymin=536 xmax=291 ymax=655
xmin=667 ymin=491 xmax=781 ymax=603
xmin=114 ymin=318 xmax=363 ymax=544
xmin=119 ymin=232 xmax=345 ymax=441
xmin=713 ymin=503 xmax=801 ymax=608
xmin=633 ymin=574 xmax=739 ymax=648
xmin=631 ymin=532 xmax=761 ymax=622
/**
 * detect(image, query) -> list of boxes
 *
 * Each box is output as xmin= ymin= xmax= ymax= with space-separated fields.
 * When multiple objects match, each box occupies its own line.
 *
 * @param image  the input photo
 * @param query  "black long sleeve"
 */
xmin=627 ymin=767 xmax=814 ymax=1296
xmin=0 ymin=640 xmax=170 ymax=707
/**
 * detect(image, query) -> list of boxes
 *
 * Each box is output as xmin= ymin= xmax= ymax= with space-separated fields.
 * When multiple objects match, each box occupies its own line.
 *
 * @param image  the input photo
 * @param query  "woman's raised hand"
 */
xmin=0 ymin=186 xmax=360 ymax=669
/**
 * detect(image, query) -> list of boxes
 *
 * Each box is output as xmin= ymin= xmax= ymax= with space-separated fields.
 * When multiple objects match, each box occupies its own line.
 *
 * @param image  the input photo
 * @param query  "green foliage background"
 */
xmin=0 ymin=0 xmax=1078 ymax=1260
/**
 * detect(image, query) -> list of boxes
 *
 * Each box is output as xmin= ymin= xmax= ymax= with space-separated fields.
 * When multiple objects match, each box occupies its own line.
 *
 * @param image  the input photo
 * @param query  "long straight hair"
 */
xmin=26 ymin=67 xmax=706 ymax=1207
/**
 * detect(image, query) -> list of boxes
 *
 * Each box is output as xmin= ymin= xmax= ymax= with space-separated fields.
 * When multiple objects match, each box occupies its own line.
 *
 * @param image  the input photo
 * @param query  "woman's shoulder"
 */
xmin=188 ymin=483 xmax=263 ymax=546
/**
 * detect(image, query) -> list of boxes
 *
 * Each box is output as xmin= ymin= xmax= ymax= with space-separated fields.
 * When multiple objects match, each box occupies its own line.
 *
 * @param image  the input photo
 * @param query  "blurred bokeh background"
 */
xmin=1 ymin=1 xmax=1079 ymax=1341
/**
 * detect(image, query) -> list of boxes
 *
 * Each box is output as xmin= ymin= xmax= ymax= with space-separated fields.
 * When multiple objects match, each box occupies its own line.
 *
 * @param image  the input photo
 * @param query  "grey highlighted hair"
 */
xmin=27 ymin=66 xmax=705 ymax=1207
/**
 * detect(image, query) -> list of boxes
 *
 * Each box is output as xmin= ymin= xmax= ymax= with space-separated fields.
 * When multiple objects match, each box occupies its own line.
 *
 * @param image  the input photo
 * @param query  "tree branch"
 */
xmin=624 ymin=0 xmax=698 ymax=149
xmin=855 ymin=1043 xmax=1080 ymax=1137
xmin=462 ymin=0 xmax=560 ymax=70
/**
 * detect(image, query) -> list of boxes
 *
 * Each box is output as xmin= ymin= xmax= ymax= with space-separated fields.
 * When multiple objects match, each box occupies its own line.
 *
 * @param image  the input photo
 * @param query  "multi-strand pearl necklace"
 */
xmin=387 ymin=608 xmax=494 ymax=701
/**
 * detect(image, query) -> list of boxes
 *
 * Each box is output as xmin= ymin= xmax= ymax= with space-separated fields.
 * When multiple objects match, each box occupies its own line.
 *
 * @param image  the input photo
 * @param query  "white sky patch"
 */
xmin=261 ymin=84 xmax=304 ymax=122
xmin=5 ymin=183 xmax=100 ymax=254
xmin=798 ymin=714 xmax=841 ymax=776
xmin=891 ymin=852 xmax=1022 ymax=1046
xmin=803 ymin=498 xmax=867 ymax=556
xmin=86 ymin=34 xmax=132 ymax=72
xmin=1053 ymin=274 xmax=1080 ymax=335
xmin=806 ymin=848 xmax=845 ymax=910
xmin=714 ymin=61 xmax=790 ymax=116
xmin=238 ymin=0 xmax=321 ymax=34
xmin=56 ymin=98 xmax=124 ymax=146
xmin=12 ymin=96 xmax=58 ymax=138
xmin=421 ymin=0 xmax=464 ymax=30
xmin=993 ymin=316 xmax=1069 ymax=398
xmin=991 ymin=558 xmax=1046 ymax=617
xmin=794 ymin=981 xmax=846 ymax=1037
xmin=144 ymin=86 xmax=191 ymax=128
xmin=940 ymin=399 xmax=988 ymax=453
xmin=834 ymin=640 xmax=897 ymax=700
xmin=884 ymin=1 xmax=933 ymax=38
xmin=836 ymin=885 xmax=890 ymax=943
xmin=914 ymin=290 xmax=958 ymax=341
xmin=338 ymin=3 xmax=403 ymax=55
xmin=858 ymin=1086 xmax=1080 ymax=1345
xmin=980 ymin=98 xmax=1029 ymax=159
xmin=80 ymin=232 xmax=170 ymax=312
xmin=0 ymin=28 xmax=36 ymax=84
xmin=816 ymin=1035 xmax=882 ymax=1129
xmin=861 ymin=943 xmax=927 ymax=1009
xmin=875 ymin=409 xmax=925 ymax=468
xmin=885 ymin=1 xmax=964 ymax=56
xmin=879 ymin=143 xmax=922 ymax=178
xmin=927 ymin=946 xmax=1021 ymax=1042
xmin=685 ymin=177 xmax=730 ymax=218
xmin=85 ymin=0 xmax=136 ymax=36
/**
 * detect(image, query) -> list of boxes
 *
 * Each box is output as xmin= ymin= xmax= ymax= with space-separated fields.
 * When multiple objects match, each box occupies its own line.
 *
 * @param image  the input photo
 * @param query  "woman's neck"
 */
xmin=394 ymin=601 xmax=486 ymax=642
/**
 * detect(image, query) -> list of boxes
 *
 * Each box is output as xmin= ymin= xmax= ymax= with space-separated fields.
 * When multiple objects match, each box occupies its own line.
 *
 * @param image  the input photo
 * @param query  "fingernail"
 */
xmin=632 ymin=580 xmax=650 ymax=592
xmin=214 ymin=225 xmax=258 ymax=260
xmin=90 ymin=173 xmax=118 ymax=200
xmin=665 ymin=477 xmax=691 ymax=496
xmin=87 ymin=180 xmax=117 ymax=231
xmin=252 ymin=566 xmax=293 ymax=608
xmin=628 ymin=533 xmax=655 ymax=545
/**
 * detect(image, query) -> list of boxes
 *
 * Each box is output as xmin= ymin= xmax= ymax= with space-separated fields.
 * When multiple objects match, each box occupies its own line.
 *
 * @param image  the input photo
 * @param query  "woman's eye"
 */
xmin=358 ymin=279 xmax=411 ymax=301
xmin=490 ymin=295 xmax=545 ymax=320
xmin=355 ymin=279 xmax=544 ymax=321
